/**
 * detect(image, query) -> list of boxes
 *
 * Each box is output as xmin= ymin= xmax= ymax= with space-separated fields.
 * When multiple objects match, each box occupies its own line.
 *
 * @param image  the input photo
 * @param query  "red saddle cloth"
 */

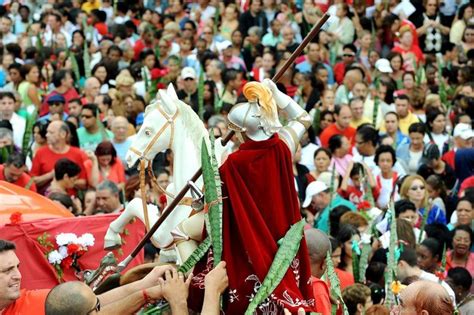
xmin=189 ymin=134 xmax=316 ymax=314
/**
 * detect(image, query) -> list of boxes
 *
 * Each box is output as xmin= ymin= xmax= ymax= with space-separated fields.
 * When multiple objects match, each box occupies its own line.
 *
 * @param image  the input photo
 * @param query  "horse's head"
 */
xmin=126 ymin=84 xmax=180 ymax=168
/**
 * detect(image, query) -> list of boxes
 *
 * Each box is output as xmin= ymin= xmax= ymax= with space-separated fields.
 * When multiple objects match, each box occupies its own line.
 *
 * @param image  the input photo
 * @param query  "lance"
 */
xmin=117 ymin=13 xmax=330 ymax=271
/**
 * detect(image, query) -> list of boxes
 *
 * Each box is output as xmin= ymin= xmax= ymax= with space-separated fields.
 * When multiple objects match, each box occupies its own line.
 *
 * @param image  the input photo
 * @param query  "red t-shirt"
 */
xmin=39 ymin=88 xmax=80 ymax=117
xmin=0 ymin=165 xmax=37 ymax=192
xmin=311 ymin=277 xmax=331 ymax=315
xmin=442 ymin=150 xmax=455 ymax=170
xmin=30 ymin=146 xmax=88 ymax=192
xmin=2 ymin=289 xmax=49 ymax=315
xmin=320 ymin=124 xmax=356 ymax=148
xmin=333 ymin=62 xmax=346 ymax=85
xmin=83 ymin=159 xmax=126 ymax=185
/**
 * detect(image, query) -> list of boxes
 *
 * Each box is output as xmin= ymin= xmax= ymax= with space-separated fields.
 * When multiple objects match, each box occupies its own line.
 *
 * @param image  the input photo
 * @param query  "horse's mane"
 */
xmin=145 ymin=94 xmax=208 ymax=152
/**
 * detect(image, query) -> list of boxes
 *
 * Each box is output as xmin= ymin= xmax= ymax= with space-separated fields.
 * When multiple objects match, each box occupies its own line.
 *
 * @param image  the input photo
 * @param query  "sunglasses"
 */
xmin=86 ymin=297 xmax=101 ymax=314
xmin=409 ymin=185 xmax=425 ymax=191
xmin=184 ymin=78 xmax=195 ymax=81
xmin=343 ymin=54 xmax=355 ymax=57
xmin=81 ymin=115 xmax=94 ymax=119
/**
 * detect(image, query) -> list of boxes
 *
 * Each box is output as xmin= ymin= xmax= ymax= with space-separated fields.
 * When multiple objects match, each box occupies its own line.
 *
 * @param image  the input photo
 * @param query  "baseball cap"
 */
xmin=302 ymin=181 xmax=329 ymax=208
xmin=181 ymin=67 xmax=196 ymax=80
xmin=47 ymin=94 xmax=66 ymax=104
xmin=375 ymin=59 xmax=393 ymax=73
xmin=453 ymin=123 xmax=474 ymax=140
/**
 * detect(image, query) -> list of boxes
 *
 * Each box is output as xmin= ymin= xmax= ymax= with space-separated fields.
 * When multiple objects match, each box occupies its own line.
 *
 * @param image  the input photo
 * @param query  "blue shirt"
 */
xmin=313 ymin=194 xmax=356 ymax=233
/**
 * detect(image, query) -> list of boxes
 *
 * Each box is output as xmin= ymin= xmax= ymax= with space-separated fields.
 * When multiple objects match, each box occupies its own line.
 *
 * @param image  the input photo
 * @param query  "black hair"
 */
xmin=0 ymin=91 xmax=15 ymax=102
xmin=54 ymin=158 xmax=81 ymax=181
xmin=328 ymin=134 xmax=344 ymax=154
xmin=395 ymin=94 xmax=410 ymax=102
xmin=420 ymin=237 xmax=442 ymax=262
xmin=458 ymin=3 xmax=473 ymax=20
xmin=0 ymin=239 xmax=15 ymax=252
xmin=329 ymin=205 xmax=352 ymax=238
xmin=425 ymin=107 xmax=445 ymax=133
xmin=5 ymin=152 xmax=26 ymax=168
xmin=350 ymin=162 xmax=364 ymax=178
xmin=356 ymin=124 xmax=378 ymax=146
xmin=394 ymin=199 xmax=417 ymax=218
xmin=8 ymin=63 xmax=21 ymax=72
xmin=408 ymin=122 xmax=426 ymax=135
xmin=368 ymin=282 xmax=385 ymax=305
xmin=399 ymin=247 xmax=417 ymax=267
xmin=223 ymin=68 xmax=238 ymax=86
xmin=447 ymin=267 xmax=472 ymax=291
xmin=337 ymin=224 xmax=360 ymax=269
xmin=48 ymin=192 xmax=79 ymax=215
xmin=82 ymin=103 xmax=99 ymax=117
xmin=33 ymin=120 xmax=49 ymax=139
xmin=334 ymin=104 xmax=349 ymax=116
xmin=52 ymin=69 xmax=71 ymax=88
xmin=343 ymin=43 xmax=357 ymax=54
xmin=366 ymin=262 xmax=387 ymax=285
xmin=313 ymin=147 xmax=332 ymax=160
xmin=107 ymin=45 xmax=123 ymax=57
xmin=453 ymin=225 xmax=473 ymax=244
xmin=374 ymin=144 xmax=397 ymax=166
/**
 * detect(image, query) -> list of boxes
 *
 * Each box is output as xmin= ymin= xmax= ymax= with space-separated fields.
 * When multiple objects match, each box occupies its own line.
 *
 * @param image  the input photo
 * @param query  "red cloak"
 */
xmin=190 ymin=134 xmax=316 ymax=314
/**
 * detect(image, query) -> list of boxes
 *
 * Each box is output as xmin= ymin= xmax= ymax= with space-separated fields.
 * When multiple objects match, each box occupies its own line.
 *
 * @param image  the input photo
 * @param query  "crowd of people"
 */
xmin=0 ymin=0 xmax=473 ymax=314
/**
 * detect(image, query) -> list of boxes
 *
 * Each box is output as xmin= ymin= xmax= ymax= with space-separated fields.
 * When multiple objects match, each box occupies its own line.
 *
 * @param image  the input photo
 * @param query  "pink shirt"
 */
xmin=331 ymin=154 xmax=352 ymax=177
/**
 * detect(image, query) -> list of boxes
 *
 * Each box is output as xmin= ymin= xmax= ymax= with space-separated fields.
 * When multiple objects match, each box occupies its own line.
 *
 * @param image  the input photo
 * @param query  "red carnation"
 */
xmin=156 ymin=82 xmax=166 ymax=90
xmin=357 ymin=200 xmax=371 ymax=211
xmin=60 ymin=256 xmax=73 ymax=269
xmin=67 ymin=243 xmax=80 ymax=255
xmin=435 ymin=270 xmax=446 ymax=281
xmin=9 ymin=212 xmax=22 ymax=225
xmin=150 ymin=68 xmax=170 ymax=80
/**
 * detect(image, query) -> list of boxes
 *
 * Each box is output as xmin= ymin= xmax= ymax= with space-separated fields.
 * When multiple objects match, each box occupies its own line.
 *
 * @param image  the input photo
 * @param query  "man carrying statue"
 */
xmin=189 ymin=78 xmax=317 ymax=314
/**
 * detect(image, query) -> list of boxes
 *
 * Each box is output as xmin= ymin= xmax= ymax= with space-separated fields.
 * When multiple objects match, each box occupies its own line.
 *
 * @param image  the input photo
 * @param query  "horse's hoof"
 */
xmin=104 ymin=230 xmax=122 ymax=250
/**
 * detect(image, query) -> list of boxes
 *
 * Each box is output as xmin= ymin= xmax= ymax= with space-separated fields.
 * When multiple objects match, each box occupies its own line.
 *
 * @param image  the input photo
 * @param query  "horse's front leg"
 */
xmin=104 ymin=198 xmax=159 ymax=250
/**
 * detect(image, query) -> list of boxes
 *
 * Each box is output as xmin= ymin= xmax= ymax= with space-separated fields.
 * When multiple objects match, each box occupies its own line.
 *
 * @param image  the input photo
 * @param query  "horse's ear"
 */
xmin=167 ymin=83 xmax=179 ymax=101
xmin=158 ymin=88 xmax=176 ymax=116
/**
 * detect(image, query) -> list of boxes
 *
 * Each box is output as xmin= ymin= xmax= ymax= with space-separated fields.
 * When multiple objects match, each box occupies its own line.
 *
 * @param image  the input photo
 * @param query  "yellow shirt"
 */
xmin=82 ymin=1 xmax=101 ymax=13
xmin=379 ymin=111 xmax=420 ymax=135
xmin=350 ymin=116 xmax=372 ymax=129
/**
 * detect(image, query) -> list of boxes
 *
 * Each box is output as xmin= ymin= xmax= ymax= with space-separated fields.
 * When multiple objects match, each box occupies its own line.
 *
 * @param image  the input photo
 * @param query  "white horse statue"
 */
xmin=104 ymin=84 xmax=223 ymax=264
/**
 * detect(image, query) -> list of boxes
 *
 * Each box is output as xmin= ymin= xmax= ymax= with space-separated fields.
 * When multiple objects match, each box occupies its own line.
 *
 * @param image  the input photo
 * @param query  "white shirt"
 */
xmin=300 ymin=143 xmax=319 ymax=171
xmin=2 ymin=32 xmax=17 ymax=45
xmin=9 ymin=112 xmax=26 ymax=149
xmin=419 ymin=270 xmax=456 ymax=305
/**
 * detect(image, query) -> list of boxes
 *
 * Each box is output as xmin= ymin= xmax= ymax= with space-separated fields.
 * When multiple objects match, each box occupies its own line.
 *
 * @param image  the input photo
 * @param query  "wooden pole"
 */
xmin=117 ymin=14 xmax=330 ymax=271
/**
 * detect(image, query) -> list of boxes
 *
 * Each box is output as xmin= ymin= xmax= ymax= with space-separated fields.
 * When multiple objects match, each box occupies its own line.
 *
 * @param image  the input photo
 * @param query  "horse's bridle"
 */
xmin=128 ymin=105 xmax=179 ymax=161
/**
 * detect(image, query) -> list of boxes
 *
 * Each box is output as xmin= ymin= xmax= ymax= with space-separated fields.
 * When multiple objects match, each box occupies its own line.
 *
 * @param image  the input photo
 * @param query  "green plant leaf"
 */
xmin=245 ymin=219 xmax=306 ymax=315
xmin=178 ymin=237 xmax=211 ymax=274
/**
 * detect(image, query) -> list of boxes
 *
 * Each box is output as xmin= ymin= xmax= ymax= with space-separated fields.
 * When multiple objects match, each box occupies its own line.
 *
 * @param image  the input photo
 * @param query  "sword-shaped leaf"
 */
xmin=327 ymin=166 xmax=336 ymax=234
xmin=385 ymin=201 xmax=398 ymax=308
xmin=418 ymin=204 xmax=430 ymax=244
xmin=22 ymin=109 xmax=37 ymax=157
xmin=178 ymin=237 xmax=211 ymax=274
xmin=326 ymin=251 xmax=349 ymax=315
xmin=201 ymin=132 xmax=223 ymax=266
xmin=373 ymin=76 xmax=380 ymax=127
xmin=245 ymin=219 xmax=305 ymax=315
xmin=70 ymin=53 xmax=81 ymax=89
xmin=359 ymin=242 xmax=371 ymax=283
xmin=83 ymin=41 xmax=91 ymax=79
xmin=352 ymin=239 xmax=360 ymax=283
xmin=198 ymin=63 xmax=205 ymax=120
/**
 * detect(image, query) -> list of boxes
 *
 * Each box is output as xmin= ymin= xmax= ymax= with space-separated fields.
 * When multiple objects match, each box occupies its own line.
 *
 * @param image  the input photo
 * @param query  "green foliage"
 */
xmin=326 ymin=251 xmax=349 ymax=315
xmin=70 ymin=53 xmax=81 ymax=89
xmin=198 ymin=64 xmax=205 ymax=120
xmin=22 ymin=109 xmax=37 ymax=156
xmin=312 ymin=107 xmax=321 ymax=136
xmin=385 ymin=202 xmax=398 ymax=308
xmin=201 ymin=132 xmax=223 ymax=266
xmin=178 ymin=237 xmax=211 ymax=274
xmin=359 ymin=243 xmax=371 ymax=283
xmin=245 ymin=220 xmax=305 ymax=315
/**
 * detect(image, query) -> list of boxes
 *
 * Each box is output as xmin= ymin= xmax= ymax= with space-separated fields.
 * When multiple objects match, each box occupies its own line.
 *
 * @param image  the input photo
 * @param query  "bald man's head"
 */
xmin=85 ymin=77 xmax=101 ymax=98
xmin=398 ymin=281 xmax=454 ymax=314
xmin=305 ymin=228 xmax=331 ymax=278
xmin=45 ymin=281 xmax=97 ymax=315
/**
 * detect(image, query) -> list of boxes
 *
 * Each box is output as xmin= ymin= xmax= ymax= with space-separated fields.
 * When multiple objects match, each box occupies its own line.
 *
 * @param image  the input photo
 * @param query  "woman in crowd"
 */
xmin=396 ymin=122 xmax=426 ymax=175
xmin=392 ymin=26 xmax=424 ymax=69
xmin=92 ymin=62 xmax=110 ymax=94
xmin=328 ymin=134 xmax=352 ymax=177
xmin=447 ymin=225 xmax=474 ymax=278
xmin=426 ymin=174 xmax=448 ymax=215
xmin=308 ymin=148 xmax=332 ymax=181
xmin=337 ymin=224 xmax=361 ymax=276
xmin=458 ymin=25 xmax=474 ymax=64
xmin=387 ymin=52 xmax=404 ymax=88
xmin=330 ymin=236 xmax=355 ymax=290
xmin=31 ymin=120 xmax=48 ymax=157
xmin=374 ymin=145 xmax=399 ymax=209
xmin=220 ymin=4 xmax=239 ymax=41
xmin=17 ymin=63 xmax=42 ymax=118
xmin=327 ymin=3 xmax=355 ymax=57
xmin=449 ymin=197 xmax=473 ymax=230
xmin=416 ymin=237 xmax=442 ymax=274
xmin=399 ymin=174 xmax=446 ymax=226
xmin=450 ymin=3 xmax=473 ymax=45
xmin=424 ymin=108 xmax=449 ymax=154
xmin=84 ymin=141 xmax=126 ymax=190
